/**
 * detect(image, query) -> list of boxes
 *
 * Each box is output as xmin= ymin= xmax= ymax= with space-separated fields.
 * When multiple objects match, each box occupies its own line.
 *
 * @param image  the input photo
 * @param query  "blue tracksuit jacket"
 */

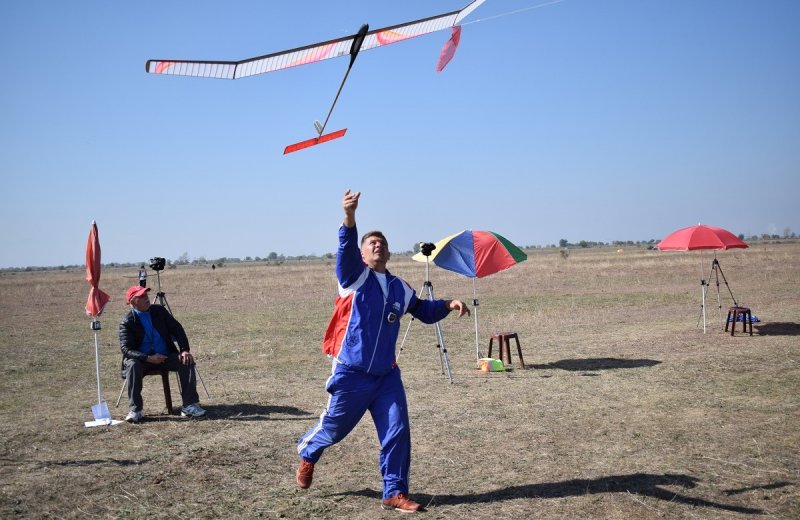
xmin=323 ymin=224 xmax=450 ymax=373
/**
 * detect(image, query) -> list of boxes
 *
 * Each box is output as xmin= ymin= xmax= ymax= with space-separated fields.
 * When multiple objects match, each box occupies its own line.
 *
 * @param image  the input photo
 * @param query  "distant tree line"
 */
xmin=555 ymin=228 xmax=796 ymax=250
xmin=558 ymin=238 xmax=659 ymax=249
xmin=2 ymin=228 xmax=796 ymax=272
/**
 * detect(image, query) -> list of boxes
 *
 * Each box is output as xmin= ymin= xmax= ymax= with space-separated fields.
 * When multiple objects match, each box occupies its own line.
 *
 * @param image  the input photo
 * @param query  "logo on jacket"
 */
xmin=387 ymin=302 xmax=402 ymax=323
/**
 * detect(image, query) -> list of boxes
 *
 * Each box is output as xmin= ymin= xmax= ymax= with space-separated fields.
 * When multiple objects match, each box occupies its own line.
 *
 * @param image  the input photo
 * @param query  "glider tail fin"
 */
xmin=436 ymin=26 xmax=462 ymax=72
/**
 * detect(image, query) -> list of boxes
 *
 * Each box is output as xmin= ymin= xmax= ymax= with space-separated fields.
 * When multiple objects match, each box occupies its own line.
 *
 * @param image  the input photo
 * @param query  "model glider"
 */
xmin=145 ymin=0 xmax=487 ymax=154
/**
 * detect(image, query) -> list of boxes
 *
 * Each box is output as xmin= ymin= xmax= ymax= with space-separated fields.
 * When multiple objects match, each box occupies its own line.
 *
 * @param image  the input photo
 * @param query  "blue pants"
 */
xmin=297 ymin=364 xmax=411 ymax=500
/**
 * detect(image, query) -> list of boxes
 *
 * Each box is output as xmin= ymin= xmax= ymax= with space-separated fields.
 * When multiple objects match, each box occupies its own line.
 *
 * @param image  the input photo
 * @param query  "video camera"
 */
xmin=149 ymin=257 xmax=166 ymax=271
xmin=420 ymin=242 xmax=436 ymax=257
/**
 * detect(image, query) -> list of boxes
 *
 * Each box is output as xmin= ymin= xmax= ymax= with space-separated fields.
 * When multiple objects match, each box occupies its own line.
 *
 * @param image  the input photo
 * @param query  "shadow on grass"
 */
xmin=754 ymin=322 xmax=800 ymax=336
xmin=724 ymin=481 xmax=792 ymax=495
xmin=203 ymin=403 xmax=314 ymax=421
xmin=335 ymin=473 xmax=762 ymax=514
xmin=0 ymin=457 xmax=147 ymax=468
xmin=532 ymin=358 xmax=661 ymax=372
xmin=112 ymin=404 xmax=314 ymax=423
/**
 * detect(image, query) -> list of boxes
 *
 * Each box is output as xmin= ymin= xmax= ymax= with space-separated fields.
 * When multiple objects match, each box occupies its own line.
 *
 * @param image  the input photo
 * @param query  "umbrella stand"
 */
xmin=700 ymin=251 xmax=708 ymax=333
xmin=695 ymin=251 xmax=723 ymax=333
xmin=84 ymin=221 xmax=118 ymax=427
xmin=471 ymin=278 xmax=483 ymax=362
xmin=89 ymin=318 xmax=112 ymax=423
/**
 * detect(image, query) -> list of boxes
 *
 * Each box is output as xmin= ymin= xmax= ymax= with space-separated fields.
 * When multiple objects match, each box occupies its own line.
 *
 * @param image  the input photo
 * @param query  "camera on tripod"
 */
xmin=149 ymin=257 xmax=166 ymax=271
xmin=420 ymin=242 xmax=436 ymax=257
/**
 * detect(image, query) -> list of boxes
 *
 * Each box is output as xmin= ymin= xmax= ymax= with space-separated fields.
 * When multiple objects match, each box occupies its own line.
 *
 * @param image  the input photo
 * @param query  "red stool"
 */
xmin=488 ymin=332 xmax=525 ymax=368
xmin=725 ymin=306 xmax=753 ymax=336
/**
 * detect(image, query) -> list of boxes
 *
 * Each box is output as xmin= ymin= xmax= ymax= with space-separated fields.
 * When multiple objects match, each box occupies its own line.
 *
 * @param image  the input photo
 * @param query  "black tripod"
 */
xmin=152 ymin=269 xmax=172 ymax=314
xmin=398 ymin=243 xmax=454 ymax=383
xmin=698 ymin=255 xmax=739 ymax=331
xmin=149 ymin=267 xmax=209 ymax=399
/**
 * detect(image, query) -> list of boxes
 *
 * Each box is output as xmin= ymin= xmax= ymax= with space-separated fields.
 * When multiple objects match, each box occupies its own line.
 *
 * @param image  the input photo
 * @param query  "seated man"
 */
xmin=119 ymin=285 xmax=206 ymax=423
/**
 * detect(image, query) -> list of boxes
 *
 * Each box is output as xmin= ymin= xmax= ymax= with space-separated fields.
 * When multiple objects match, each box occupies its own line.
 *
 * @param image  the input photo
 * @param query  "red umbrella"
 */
xmin=657 ymin=224 xmax=748 ymax=251
xmin=658 ymin=224 xmax=748 ymax=333
xmin=85 ymin=221 xmax=112 ymax=425
xmin=85 ymin=221 xmax=110 ymax=317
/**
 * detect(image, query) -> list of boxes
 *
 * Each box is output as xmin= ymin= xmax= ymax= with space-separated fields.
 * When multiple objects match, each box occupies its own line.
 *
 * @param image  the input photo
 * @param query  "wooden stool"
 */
xmin=115 ymin=367 xmax=176 ymax=414
xmin=725 ymin=306 xmax=753 ymax=336
xmin=144 ymin=368 xmax=175 ymax=414
xmin=488 ymin=332 xmax=525 ymax=368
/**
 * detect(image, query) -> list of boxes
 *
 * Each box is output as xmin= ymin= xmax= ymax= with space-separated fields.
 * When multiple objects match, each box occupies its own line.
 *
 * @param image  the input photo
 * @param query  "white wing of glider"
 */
xmin=146 ymin=1 xmax=485 ymax=79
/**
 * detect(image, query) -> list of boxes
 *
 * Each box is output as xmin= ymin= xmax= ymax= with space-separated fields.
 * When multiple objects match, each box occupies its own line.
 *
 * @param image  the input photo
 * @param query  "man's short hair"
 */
xmin=361 ymin=230 xmax=388 ymax=247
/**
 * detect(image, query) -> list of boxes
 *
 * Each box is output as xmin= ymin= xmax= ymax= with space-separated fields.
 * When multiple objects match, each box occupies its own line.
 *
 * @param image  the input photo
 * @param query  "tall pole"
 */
xmin=472 ymin=278 xmax=481 ymax=362
xmin=700 ymin=251 xmax=707 ymax=334
xmin=93 ymin=319 xmax=103 ymax=404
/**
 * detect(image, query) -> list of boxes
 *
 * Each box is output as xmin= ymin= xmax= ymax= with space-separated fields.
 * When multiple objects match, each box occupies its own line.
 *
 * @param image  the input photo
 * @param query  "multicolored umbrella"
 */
xmin=658 ymin=224 xmax=748 ymax=333
xmin=412 ymin=230 xmax=527 ymax=361
xmin=85 ymin=221 xmax=113 ymax=425
xmin=412 ymin=229 xmax=528 ymax=278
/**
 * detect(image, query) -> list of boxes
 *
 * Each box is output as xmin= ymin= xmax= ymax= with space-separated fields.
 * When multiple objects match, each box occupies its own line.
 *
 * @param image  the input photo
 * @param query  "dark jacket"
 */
xmin=119 ymin=304 xmax=190 ymax=364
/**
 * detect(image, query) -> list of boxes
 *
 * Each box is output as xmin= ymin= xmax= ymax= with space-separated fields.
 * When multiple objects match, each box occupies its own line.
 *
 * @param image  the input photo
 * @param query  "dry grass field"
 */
xmin=1 ymin=242 xmax=798 ymax=519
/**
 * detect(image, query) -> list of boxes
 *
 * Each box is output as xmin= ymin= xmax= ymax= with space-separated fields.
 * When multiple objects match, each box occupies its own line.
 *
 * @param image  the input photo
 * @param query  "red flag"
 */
xmin=436 ymin=26 xmax=462 ymax=73
xmin=85 ymin=221 xmax=110 ymax=317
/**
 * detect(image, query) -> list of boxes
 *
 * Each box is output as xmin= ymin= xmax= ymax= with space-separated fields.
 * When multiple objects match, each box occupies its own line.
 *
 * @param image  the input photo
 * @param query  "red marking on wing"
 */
xmin=286 ymin=43 xmax=338 ymax=68
xmin=375 ymin=29 xmax=416 ymax=45
xmin=154 ymin=61 xmax=175 ymax=74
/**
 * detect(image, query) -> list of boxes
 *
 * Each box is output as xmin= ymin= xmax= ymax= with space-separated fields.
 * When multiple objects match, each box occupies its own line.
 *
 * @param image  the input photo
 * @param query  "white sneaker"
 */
xmin=125 ymin=410 xmax=143 ymax=423
xmin=181 ymin=403 xmax=206 ymax=418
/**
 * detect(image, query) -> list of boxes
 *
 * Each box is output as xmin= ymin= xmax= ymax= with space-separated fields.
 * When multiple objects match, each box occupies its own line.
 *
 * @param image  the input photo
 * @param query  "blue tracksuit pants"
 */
xmin=297 ymin=363 xmax=411 ymax=500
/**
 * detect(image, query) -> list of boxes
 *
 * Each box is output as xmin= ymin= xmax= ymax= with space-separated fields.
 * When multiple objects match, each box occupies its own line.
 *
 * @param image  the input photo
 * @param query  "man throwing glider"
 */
xmin=296 ymin=190 xmax=470 ymax=513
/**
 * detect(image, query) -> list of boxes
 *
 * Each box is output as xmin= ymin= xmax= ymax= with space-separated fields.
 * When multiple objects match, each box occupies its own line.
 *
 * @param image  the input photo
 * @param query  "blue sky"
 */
xmin=1 ymin=0 xmax=798 ymax=268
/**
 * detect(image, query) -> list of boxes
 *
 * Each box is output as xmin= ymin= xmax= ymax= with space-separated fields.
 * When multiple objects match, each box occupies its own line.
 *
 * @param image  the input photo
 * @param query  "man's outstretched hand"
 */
xmin=342 ymin=189 xmax=361 ymax=228
xmin=446 ymin=300 xmax=471 ymax=317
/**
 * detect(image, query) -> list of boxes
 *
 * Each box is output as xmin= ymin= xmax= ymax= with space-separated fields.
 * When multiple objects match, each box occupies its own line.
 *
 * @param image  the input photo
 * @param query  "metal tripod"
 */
xmin=153 ymin=270 xmax=210 ymax=399
xmin=397 ymin=245 xmax=454 ymax=383
xmin=151 ymin=269 xmax=172 ymax=314
xmin=697 ymin=254 xmax=739 ymax=332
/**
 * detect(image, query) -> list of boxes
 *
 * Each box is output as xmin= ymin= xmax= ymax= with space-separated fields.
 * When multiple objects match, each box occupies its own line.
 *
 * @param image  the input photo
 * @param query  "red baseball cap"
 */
xmin=126 ymin=285 xmax=151 ymax=304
